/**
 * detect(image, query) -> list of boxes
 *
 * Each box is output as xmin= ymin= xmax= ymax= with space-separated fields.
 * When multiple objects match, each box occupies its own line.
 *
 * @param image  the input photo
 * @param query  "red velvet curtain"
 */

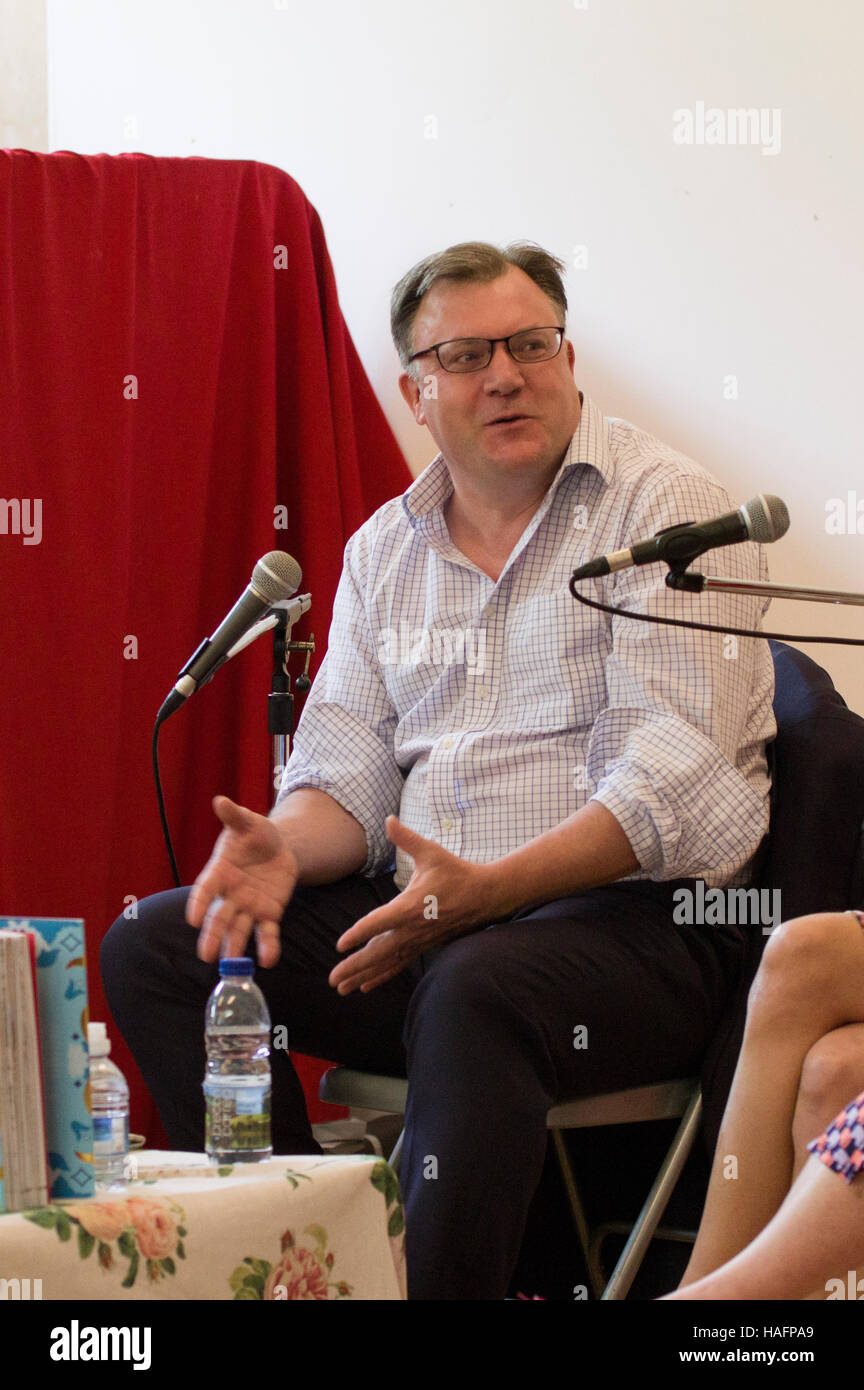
xmin=0 ymin=150 xmax=411 ymax=1140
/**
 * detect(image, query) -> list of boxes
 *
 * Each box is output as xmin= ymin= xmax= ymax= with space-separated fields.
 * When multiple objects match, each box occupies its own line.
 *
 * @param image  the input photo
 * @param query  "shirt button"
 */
xmin=441 ymin=817 xmax=455 ymax=831
xmin=441 ymin=736 xmax=454 ymax=749
xmin=476 ymin=685 xmax=490 ymax=700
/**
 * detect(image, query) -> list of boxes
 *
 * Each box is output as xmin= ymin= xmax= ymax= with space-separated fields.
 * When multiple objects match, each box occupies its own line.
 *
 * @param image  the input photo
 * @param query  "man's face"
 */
xmin=399 ymin=264 xmax=581 ymax=484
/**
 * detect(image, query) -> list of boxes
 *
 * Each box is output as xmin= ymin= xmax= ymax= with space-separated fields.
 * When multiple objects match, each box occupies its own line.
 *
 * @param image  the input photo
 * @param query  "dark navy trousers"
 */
xmin=100 ymin=875 xmax=745 ymax=1300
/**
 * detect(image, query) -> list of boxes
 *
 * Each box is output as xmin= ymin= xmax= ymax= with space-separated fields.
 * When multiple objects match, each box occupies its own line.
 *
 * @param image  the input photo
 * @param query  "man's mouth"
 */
xmin=485 ymin=413 xmax=532 ymax=426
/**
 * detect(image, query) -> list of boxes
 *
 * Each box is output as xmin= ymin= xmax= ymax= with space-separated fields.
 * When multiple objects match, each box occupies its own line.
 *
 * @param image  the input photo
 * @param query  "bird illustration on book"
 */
xmin=64 ymin=957 xmax=86 ymax=1000
xmin=72 ymin=1125 xmax=93 ymax=1165
xmin=47 ymin=1151 xmax=93 ymax=1186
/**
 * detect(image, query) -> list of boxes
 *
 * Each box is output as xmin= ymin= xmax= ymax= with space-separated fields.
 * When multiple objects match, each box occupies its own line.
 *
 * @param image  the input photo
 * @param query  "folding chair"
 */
xmin=319 ymin=1066 xmax=701 ymax=1299
xmin=321 ymin=641 xmax=864 ymax=1298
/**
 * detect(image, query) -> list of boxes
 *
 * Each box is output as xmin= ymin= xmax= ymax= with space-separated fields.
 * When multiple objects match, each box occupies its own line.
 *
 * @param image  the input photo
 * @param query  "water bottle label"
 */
xmin=203 ymin=1081 xmax=271 ymax=1152
xmin=93 ymin=1114 xmax=129 ymax=1156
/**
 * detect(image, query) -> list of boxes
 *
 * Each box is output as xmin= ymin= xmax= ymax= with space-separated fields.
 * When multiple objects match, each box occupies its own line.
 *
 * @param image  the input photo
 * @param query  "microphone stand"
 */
xmin=666 ymin=569 xmax=864 ymax=606
xmin=269 ymin=610 xmax=292 ymax=802
xmin=269 ymin=613 xmax=315 ymax=805
xmin=568 ymin=558 xmax=864 ymax=652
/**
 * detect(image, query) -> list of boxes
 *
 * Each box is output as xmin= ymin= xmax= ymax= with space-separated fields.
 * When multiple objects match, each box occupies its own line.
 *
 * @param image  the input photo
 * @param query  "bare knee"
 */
xmin=795 ymin=1025 xmax=864 ymax=1134
xmin=745 ymin=912 xmax=860 ymax=1030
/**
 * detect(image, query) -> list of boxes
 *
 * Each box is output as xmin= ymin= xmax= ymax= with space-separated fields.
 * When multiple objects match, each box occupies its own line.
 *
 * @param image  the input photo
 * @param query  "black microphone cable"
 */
xmin=152 ymin=714 xmax=181 ymax=888
xmin=568 ymin=571 xmax=864 ymax=647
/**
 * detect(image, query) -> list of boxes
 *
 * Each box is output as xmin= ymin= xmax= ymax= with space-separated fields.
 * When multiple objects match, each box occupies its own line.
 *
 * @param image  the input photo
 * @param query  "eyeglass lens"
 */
xmin=437 ymin=327 xmax=561 ymax=373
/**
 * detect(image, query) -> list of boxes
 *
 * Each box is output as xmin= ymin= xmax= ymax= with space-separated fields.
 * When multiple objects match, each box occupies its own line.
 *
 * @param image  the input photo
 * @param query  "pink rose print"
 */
xmin=25 ymin=1192 xmax=187 ymax=1292
xmin=124 ymin=1197 xmax=179 ymax=1260
xmin=264 ymin=1245 xmax=330 ymax=1300
xmin=63 ymin=1201 xmax=130 ymax=1243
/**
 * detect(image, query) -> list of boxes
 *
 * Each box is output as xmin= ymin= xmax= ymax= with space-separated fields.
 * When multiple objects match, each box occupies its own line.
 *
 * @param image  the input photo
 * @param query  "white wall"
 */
xmin=1 ymin=0 xmax=47 ymax=149
xmin=46 ymin=0 xmax=864 ymax=708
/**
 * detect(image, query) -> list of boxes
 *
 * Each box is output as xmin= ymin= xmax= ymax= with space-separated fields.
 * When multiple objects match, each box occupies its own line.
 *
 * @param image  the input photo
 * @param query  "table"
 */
xmin=0 ymin=1151 xmax=406 ymax=1300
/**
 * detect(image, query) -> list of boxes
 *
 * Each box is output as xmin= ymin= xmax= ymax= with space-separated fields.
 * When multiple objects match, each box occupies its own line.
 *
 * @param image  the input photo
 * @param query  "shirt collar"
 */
xmin=401 ymin=392 xmax=615 ymax=530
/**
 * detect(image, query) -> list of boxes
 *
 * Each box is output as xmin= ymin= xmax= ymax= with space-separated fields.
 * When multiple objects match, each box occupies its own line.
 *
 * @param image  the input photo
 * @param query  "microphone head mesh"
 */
xmin=743 ymin=494 xmax=790 ymax=544
xmin=252 ymin=551 xmax=303 ymax=602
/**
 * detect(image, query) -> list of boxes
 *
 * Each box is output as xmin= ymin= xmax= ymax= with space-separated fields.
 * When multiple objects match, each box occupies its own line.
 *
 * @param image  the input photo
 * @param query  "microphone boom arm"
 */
xmin=673 ymin=573 xmax=864 ymax=606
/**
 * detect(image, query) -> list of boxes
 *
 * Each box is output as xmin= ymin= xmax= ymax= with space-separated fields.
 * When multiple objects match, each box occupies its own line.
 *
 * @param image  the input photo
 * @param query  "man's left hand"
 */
xmin=329 ymin=816 xmax=505 ymax=995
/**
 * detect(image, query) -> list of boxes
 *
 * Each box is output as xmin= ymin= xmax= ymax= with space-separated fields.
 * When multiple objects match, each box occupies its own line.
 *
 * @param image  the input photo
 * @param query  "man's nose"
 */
xmin=482 ymin=341 xmax=526 ymax=391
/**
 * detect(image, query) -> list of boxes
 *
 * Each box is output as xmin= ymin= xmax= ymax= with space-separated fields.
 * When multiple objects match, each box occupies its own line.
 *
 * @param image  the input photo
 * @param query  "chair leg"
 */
xmin=355 ymin=1089 xmax=700 ymax=1300
xmin=592 ymin=1221 xmax=697 ymax=1256
xmin=600 ymin=1087 xmax=703 ymax=1300
xmin=387 ymin=1126 xmax=405 ymax=1177
xmin=551 ymin=1128 xmax=607 ymax=1300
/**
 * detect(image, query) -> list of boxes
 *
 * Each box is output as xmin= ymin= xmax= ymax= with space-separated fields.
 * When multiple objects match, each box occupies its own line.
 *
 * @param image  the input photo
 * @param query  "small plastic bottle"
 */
xmin=88 ymin=1022 xmax=130 ymax=1190
xmin=203 ymin=958 xmax=272 ymax=1163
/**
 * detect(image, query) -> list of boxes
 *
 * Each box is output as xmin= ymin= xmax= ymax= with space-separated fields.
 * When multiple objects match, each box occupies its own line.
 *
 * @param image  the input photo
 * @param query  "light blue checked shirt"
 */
xmin=278 ymin=394 xmax=776 ymax=892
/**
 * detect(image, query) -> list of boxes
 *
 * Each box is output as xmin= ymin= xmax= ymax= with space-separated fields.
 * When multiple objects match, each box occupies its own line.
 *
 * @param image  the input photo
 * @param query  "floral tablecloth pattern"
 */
xmin=0 ymin=1152 xmax=405 ymax=1300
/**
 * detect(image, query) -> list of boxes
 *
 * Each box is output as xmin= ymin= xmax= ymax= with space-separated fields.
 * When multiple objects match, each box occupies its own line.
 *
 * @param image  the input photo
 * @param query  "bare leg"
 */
xmin=678 ymin=912 xmax=864 ymax=1286
xmin=664 ymin=1151 xmax=864 ymax=1300
xmin=788 ymin=1022 xmax=864 ymax=1298
xmin=791 ymin=1023 xmax=864 ymax=1178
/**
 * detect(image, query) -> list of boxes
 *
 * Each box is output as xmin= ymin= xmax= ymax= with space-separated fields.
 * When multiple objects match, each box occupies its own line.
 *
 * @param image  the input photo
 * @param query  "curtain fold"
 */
xmin=0 ymin=149 xmax=411 ymax=1139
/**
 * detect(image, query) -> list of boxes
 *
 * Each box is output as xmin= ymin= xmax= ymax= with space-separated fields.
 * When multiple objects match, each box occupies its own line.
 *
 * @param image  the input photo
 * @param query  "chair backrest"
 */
xmin=760 ymin=640 xmax=864 ymax=917
xmin=700 ymin=639 xmax=864 ymax=1153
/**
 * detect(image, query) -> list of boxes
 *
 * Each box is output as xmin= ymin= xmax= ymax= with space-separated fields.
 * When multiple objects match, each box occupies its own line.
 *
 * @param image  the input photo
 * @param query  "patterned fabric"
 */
xmin=279 ymin=394 xmax=776 ymax=889
xmin=0 ymin=1152 xmax=405 ymax=1300
xmin=804 ymin=908 xmax=864 ymax=1183
xmin=808 ymin=1090 xmax=864 ymax=1184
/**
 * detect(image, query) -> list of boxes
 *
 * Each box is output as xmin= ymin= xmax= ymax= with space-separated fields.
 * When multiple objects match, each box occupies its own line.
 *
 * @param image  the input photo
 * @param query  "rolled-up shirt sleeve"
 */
xmin=586 ymin=474 xmax=776 ymax=884
xmin=276 ymin=534 xmax=403 ymax=875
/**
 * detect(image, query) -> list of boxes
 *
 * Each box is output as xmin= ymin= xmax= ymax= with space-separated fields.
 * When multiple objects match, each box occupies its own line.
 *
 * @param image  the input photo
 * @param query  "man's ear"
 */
xmin=566 ymin=338 xmax=576 ymax=372
xmin=399 ymin=370 xmax=426 ymax=425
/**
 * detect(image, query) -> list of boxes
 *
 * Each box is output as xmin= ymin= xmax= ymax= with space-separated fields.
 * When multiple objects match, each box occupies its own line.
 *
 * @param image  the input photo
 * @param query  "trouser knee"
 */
xmin=402 ymin=935 xmax=550 ymax=1088
xmin=100 ymin=887 xmax=194 ymax=1005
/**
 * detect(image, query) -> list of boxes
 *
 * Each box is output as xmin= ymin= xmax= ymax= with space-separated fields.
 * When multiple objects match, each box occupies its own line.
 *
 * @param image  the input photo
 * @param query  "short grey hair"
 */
xmin=390 ymin=240 xmax=568 ymax=372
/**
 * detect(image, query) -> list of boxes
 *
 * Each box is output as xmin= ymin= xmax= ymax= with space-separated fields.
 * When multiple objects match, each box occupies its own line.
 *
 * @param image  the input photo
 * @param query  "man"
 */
xmin=102 ymin=241 xmax=776 ymax=1300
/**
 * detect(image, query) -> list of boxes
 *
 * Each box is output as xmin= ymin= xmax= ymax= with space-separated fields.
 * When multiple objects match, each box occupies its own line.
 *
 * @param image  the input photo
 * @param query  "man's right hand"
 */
xmin=186 ymin=795 xmax=300 ymax=967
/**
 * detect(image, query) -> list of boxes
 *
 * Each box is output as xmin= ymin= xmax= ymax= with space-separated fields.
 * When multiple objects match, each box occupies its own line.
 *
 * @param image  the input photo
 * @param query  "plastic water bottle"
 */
xmin=203 ymin=958 xmax=272 ymax=1163
xmin=88 ymin=1022 xmax=130 ymax=1190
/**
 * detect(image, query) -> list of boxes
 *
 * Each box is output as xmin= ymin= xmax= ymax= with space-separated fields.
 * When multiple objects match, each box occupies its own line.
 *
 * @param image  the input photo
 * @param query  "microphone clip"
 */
xmin=665 ymin=566 xmax=706 ymax=593
xmin=657 ymin=518 xmax=709 ymax=590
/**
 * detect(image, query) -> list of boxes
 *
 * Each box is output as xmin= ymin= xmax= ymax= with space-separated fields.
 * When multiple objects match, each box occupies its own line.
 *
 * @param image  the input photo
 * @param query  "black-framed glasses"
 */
xmin=408 ymin=326 xmax=565 ymax=374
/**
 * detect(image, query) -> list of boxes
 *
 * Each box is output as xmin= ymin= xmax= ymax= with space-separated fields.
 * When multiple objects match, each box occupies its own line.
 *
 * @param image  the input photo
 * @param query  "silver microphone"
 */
xmin=157 ymin=551 xmax=302 ymax=721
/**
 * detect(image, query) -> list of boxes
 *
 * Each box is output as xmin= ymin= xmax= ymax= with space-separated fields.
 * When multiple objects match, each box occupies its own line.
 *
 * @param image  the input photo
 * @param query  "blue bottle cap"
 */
xmin=219 ymin=957 xmax=254 ymax=976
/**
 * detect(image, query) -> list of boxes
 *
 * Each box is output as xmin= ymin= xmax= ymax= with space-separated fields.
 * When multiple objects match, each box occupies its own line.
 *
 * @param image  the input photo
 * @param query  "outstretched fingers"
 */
xmin=330 ymin=930 xmax=412 ymax=994
xmin=253 ymin=919 xmax=282 ymax=968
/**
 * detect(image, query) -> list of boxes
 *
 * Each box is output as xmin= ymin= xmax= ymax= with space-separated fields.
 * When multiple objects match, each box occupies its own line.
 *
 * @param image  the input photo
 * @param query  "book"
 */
xmin=0 ymin=918 xmax=94 ymax=1204
xmin=0 ymin=930 xmax=49 ymax=1210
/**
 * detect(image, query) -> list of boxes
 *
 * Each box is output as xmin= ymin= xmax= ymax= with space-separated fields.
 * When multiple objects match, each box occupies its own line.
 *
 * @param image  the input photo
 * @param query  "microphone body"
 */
xmin=221 ymin=594 xmax=313 ymax=664
xmin=571 ymin=494 xmax=789 ymax=581
xmin=158 ymin=551 xmax=302 ymax=722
